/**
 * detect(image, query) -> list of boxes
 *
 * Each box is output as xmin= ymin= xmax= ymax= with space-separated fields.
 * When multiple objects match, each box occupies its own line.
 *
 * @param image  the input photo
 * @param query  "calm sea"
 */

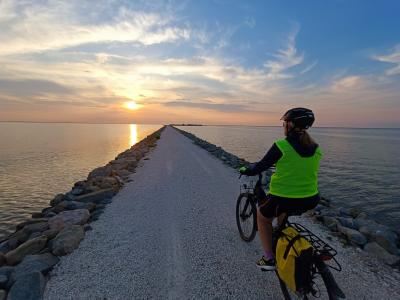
xmin=0 ymin=123 xmax=162 ymax=239
xmin=177 ymin=126 xmax=400 ymax=230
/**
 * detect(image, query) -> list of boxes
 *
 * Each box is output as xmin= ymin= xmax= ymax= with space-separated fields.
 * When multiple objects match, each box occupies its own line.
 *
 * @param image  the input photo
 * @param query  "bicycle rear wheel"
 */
xmin=236 ymin=193 xmax=257 ymax=242
xmin=315 ymin=258 xmax=346 ymax=300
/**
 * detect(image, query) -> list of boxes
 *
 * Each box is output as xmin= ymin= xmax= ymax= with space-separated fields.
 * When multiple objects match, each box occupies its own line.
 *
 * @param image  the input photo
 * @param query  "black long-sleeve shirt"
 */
xmin=247 ymin=132 xmax=318 ymax=175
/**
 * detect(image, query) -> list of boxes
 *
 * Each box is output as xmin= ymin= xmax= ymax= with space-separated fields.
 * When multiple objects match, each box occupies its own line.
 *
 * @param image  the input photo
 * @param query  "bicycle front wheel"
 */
xmin=236 ymin=193 xmax=257 ymax=242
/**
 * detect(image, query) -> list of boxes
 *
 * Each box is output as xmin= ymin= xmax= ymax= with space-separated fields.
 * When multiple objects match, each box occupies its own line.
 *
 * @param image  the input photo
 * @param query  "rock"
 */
xmin=20 ymin=222 xmax=49 ymax=236
xmin=4 ymin=236 xmax=47 ymax=266
xmin=337 ymin=225 xmax=367 ymax=246
xmin=71 ymin=187 xmax=84 ymax=196
xmin=7 ymin=272 xmax=45 ymax=300
xmin=336 ymin=217 xmax=358 ymax=230
xmin=51 ymin=225 xmax=84 ymax=256
xmin=43 ymin=212 xmax=57 ymax=219
xmin=83 ymin=225 xmax=93 ymax=232
xmin=358 ymin=224 xmax=399 ymax=255
xmin=364 ymin=242 xmax=400 ymax=266
xmin=348 ymin=207 xmax=361 ymax=218
xmin=313 ymin=204 xmax=325 ymax=212
xmin=39 ymin=229 xmax=59 ymax=240
xmin=7 ymin=230 xmax=30 ymax=251
xmin=322 ymin=216 xmax=339 ymax=231
xmin=319 ymin=209 xmax=339 ymax=218
xmin=112 ymin=169 xmax=131 ymax=179
xmin=49 ymin=194 xmax=65 ymax=207
xmin=48 ymin=209 xmax=90 ymax=231
xmin=10 ymin=253 xmax=59 ymax=283
xmin=74 ymin=188 xmax=115 ymax=204
xmin=0 ymin=266 xmax=13 ymax=279
xmin=0 ymin=242 xmax=10 ymax=255
xmin=356 ymin=212 xmax=368 ymax=219
xmin=98 ymin=176 xmax=120 ymax=189
xmin=338 ymin=207 xmax=352 ymax=217
xmin=0 ymin=289 xmax=5 ymax=300
xmin=0 ymin=275 xmax=6 ymax=289
xmin=31 ymin=213 xmax=43 ymax=219
xmin=88 ymin=166 xmax=113 ymax=179
xmin=370 ymin=231 xmax=399 ymax=255
xmin=319 ymin=198 xmax=329 ymax=207
xmin=53 ymin=201 xmax=95 ymax=213
xmin=0 ymin=254 xmax=4 ymax=267
xmin=15 ymin=219 xmax=48 ymax=231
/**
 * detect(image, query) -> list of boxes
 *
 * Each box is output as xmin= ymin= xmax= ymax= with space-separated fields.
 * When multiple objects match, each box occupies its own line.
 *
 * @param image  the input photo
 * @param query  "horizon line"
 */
xmin=0 ymin=120 xmax=399 ymax=130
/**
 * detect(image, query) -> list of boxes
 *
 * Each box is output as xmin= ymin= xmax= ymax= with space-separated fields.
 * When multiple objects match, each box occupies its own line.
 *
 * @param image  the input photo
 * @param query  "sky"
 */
xmin=0 ymin=0 xmax=399 ymax=127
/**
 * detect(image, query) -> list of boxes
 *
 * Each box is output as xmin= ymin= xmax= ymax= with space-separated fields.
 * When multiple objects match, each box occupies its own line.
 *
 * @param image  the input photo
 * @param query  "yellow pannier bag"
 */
xmin=276 ymin=226 xmax=314 ymax=292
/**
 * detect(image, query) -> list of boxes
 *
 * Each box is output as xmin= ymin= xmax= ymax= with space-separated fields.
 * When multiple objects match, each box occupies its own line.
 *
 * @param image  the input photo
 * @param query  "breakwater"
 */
xmin=173 ymin=126 xmax=400 ymax=268
xmin=0 ymin=127 xmax=165 ymax=299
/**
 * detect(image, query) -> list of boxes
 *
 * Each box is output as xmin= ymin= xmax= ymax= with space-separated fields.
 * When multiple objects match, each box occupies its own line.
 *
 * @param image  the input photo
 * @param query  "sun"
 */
xmin=124 ymin=101 xmax=140 ymax=110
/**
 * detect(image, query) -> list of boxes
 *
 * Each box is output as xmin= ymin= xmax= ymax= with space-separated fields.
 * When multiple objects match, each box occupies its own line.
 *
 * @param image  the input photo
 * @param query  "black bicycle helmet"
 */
xmin=281 ymin=107 xmax=315 ymax=129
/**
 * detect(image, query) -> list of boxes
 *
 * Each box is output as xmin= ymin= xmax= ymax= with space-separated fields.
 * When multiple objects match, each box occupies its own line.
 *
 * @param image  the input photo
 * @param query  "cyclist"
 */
xmin=239 ymin=107 xmax=322 ymax=271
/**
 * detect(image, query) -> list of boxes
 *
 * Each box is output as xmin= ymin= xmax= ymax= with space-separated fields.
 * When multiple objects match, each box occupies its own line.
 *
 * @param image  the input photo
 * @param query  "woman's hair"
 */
xmin=295 ymin=128 xmax=317 ymax=148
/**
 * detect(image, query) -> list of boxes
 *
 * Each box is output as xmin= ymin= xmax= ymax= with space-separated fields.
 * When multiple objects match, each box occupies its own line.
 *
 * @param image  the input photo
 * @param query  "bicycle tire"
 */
xmin=236 ymin=193 xmax=257 ymax=242
xmin=315 ymin=258 xmax=346 ymax=299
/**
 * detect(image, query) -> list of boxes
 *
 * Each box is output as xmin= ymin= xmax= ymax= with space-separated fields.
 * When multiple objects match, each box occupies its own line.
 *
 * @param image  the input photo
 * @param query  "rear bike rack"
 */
xmin=289 ymin=222 xmax=342 ymax=272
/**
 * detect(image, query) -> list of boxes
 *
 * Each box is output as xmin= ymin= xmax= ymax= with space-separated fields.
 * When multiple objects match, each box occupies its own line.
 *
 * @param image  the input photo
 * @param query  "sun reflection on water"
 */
xmin=130 ymin=124 xmax=138 ymax=146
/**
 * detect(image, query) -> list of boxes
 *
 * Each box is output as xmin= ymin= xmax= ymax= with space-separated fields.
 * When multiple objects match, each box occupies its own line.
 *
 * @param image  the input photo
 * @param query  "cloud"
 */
xmin=373 ymin=45 xmax=400 ymax=76
xmin=163 ymin=100 xmax=250 ymax=112
xmin=0 ymin=79 xmax=73 ymax=99
xmin=263 ymin=26 xmax=304 ymax=80
xmin=300 ymin=60 xmax=318 ymax=74
xmin=331 ymin=76 xmax=363 ymax=92
xmin=0 ymin=0 xmax=190 ymax=56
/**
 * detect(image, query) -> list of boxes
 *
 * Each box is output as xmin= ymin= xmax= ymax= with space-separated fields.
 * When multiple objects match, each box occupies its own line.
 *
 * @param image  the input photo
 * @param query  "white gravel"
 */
xmin=45 ymin=126 xmax=400 ymax=299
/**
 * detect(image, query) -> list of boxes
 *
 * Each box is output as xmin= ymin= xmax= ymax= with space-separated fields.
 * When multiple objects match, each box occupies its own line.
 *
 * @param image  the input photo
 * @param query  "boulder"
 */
xmin=10 ymin=253 xmax=59 ymax=283
xmin=88 ymin=166 xmax=113 ymax=179
xmin=74 ymin=189 xmax=115 ymax=204
xmin=112 ymin=169 xmax=131 ymax=179
xmin=31 ymin=213 xmax=43 ymax=219
xmin=337 ymin=225 xmax=367 ymax=246
xmin=356 ymin=212 xmax=368 ymax=219
xmin=0 ymin=253 xmax=4 ymax=267
xmin=48 ymin=209 xmax=90 ymax=231
xmin=98 ymin=176 xmax=120 ymax=189
xmin=15 ymin=219 xmax=48 ymax=231
xmin=336 ymin=217 xmax=358 ymax=230
xmin=39 ymin=229 xmax=59 ymax=240
xmin=5 ymin=236 xmax=47 ymax=266
xmin=0 ymin=275 xmax=6 ymax=289
xmin=71 ymin=187 xmax=84 ymax=196
xmin=7 ymin=272 xmax=45 ymax=300
xmin=20 ymin=222 xmax=49 ymax=236
xmin=53 ymin=201 xmax=95 ymax=212
xmin=51 ymin=225 xmax=84 ymax=256
xmin=319 ymin=209 xmax=339 ymax=218
xmin=0 ymin=242 xmax=10 ymax=255
xmin=49 ymin=194 xmax=65 ymax=207
xmin=358 ymin=224 xmax=399 ymax=255
xmin=364 ymin=242 xmax=400 ymax=266
xmin=322 ymin=216 xmax=339 ymax=231
xmin=6 ymin=230 xmax=30 ymax=252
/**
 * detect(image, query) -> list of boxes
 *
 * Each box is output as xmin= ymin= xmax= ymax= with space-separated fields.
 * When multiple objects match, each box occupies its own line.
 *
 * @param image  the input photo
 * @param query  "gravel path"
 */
xmin=45 ymin=126 xmax=400 ymax=299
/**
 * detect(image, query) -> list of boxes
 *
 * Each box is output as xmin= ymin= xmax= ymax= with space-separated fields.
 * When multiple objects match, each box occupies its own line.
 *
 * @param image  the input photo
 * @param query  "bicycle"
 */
xmin=236 ymin=172 xmax=346 ymax=300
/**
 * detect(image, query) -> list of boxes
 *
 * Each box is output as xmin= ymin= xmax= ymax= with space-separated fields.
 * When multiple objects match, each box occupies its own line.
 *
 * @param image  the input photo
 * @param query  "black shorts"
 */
xmin=258 ymin=193 xmax=320 ymax=219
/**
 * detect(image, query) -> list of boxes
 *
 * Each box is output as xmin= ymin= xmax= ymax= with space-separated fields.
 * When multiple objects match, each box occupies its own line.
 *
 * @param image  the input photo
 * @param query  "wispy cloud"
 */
xmin=373 ymin=44 xmax=400 ymax=76
xmin=263 ymin=26 xmax=304 ymax=80
xmin=0 ymin=1 xmax=190 ymax=56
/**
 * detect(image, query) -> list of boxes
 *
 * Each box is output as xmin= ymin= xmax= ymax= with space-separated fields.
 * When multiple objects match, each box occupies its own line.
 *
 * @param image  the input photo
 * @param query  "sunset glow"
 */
xmin=0 ymin=1 xmax=399 ymax=127
xmin=124 ymin=101 xmax=141 ymax=111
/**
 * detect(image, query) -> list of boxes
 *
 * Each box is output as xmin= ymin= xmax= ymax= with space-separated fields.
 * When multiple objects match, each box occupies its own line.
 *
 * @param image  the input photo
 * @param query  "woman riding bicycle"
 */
xmin=239 ymin=107 xmax=322 ymax=271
